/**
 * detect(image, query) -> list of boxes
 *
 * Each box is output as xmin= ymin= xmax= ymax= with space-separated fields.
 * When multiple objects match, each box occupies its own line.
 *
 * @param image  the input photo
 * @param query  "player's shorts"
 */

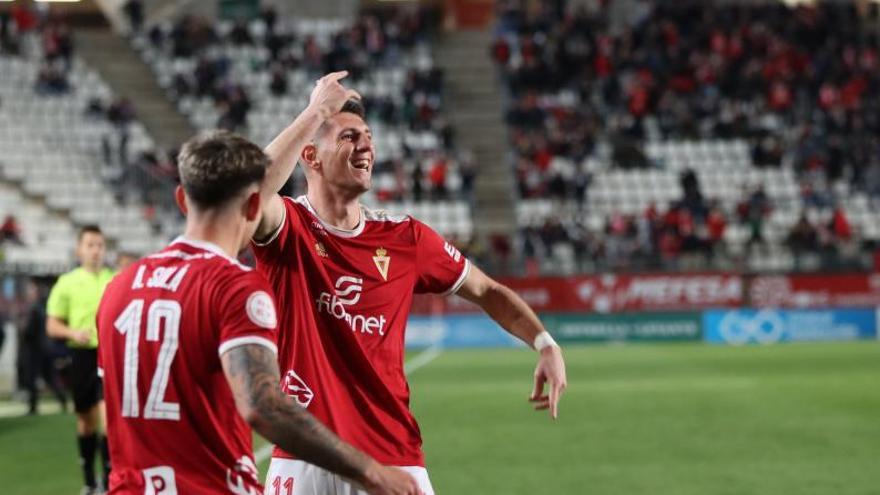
xmin=265 ymin=458 xmax=435 ymax=495
xmin=69 ymin=347 xmax=103 ymax=413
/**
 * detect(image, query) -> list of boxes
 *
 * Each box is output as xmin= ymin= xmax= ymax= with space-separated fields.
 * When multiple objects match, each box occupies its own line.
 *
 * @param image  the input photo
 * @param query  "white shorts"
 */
xmin=265 ymin=458 xmax=435 ymax=495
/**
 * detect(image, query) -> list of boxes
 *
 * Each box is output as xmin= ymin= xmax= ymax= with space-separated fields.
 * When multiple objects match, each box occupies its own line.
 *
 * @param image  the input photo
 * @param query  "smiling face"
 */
xmin=312 ymin=111 xmax=375 ymax=195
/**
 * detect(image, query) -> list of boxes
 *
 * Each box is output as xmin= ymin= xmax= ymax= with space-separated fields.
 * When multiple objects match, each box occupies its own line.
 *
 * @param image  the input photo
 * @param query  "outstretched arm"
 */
xmin=256 ymin=71 xmax=360 ymax=240
xmin=221 ymin=344 xmax=422 ymax=495
xmin=456 ymin=265 xmax=567 ymax=418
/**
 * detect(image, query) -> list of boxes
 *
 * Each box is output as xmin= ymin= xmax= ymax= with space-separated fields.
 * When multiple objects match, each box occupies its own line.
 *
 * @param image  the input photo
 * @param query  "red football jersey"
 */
xmin=253 ymin=196 xmax=469 ymax=466
xmin=97 ymin=238 xmax=279 ymax=495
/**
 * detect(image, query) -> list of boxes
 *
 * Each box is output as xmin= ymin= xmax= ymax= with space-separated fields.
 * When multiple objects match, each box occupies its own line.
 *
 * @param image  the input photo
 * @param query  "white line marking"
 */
xmin=404 ymin=345 xmax=443 ymax=375
xmin=255 ymin=345 xmax=444 ymax=464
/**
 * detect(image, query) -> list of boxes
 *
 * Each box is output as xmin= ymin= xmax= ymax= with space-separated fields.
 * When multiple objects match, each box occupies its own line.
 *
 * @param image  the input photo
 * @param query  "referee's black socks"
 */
xmin=100 ymin=434 xmax=111 ymax=489
xmin=77 ymin=433 xmax=98 ymax=489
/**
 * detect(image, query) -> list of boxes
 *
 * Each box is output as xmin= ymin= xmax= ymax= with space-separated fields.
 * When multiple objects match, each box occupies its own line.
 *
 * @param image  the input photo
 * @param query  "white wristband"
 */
xmin=533 ymin=331 xmax=559 ymax=352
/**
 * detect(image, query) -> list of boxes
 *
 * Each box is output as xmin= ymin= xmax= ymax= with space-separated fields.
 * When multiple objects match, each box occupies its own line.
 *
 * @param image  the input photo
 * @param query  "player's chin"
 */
xmin=349 ymin=172 xmax=372 ymax=191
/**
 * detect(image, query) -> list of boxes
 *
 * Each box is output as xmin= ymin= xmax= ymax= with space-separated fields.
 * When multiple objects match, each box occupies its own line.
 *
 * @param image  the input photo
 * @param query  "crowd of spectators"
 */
xmin=493 ymin=0 xmax=880 ymax=202
xmin=520 ymin=168 xmax=864 ymax=274
xmin=146 ymin=8 xmax=445 ymax=133
xmin=1 ymin=6 xmax=74 ymax=95
xmin=138 ymin=7 xmax=470 ymax=203
xmin=493 ymin=0 xmax=880 ymax=272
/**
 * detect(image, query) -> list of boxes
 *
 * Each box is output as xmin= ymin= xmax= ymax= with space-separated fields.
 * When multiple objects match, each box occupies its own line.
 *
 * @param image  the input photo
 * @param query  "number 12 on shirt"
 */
xmin=114 ymin=299 xmax=182 ymax=420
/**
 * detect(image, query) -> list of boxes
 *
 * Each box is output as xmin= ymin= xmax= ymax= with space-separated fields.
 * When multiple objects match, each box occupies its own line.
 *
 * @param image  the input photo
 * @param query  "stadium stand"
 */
xmin=0 ymin=14 xmax=179 ymax=271
xmin=494 ymin=0 xmax=880 ymax=274
xmin=130 ymin=8 xmax=475 ymax=242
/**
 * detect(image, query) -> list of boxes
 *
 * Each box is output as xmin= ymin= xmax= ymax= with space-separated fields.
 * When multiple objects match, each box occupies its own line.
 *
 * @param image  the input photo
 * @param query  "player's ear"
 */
xmin=301 ymin=143 xmax=320 ymax=170
xmin=174 ymin=186 xmax=188 ymax=216
xmin=244 ymin=191 xmax=261 ymax=222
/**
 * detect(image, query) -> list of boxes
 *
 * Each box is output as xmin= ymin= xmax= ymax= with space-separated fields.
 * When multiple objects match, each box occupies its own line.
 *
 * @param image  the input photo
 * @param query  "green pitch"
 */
xmin=1 ymin=342 xmax=878 ymax=494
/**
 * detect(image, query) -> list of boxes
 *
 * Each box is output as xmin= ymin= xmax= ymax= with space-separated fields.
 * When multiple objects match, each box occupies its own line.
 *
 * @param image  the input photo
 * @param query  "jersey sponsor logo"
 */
xmin=372 ymin=247 xmax=390 ymax=281
xmin=226 ymin=455 xmax=261 ymax=495
xmin=143 ymin=465 xmax=177 ymax=494
xmin=246 ymin=291 xmax=277 ymax=329
xmin=282 ymin=370 xmax=314 ymax=407
xmin=316 ymin=276 xmax=388 ymax=336
xmin=443 ymin=242 xmax=462 ymax=263
xmin=334 ymin=276 xmax=363 ymax=305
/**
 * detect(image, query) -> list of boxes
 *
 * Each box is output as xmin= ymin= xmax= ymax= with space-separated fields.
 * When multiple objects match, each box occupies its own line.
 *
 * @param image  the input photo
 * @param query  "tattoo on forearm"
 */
xmin=222 ymin=345 xmax=373 ymax=481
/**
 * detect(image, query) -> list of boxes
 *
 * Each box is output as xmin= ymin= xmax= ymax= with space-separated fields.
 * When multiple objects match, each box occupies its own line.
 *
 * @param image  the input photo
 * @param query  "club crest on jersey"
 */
xmin=282 ymin=370 xmax=314 ymax=408
xmin=372 ymin=247 xmax=390 ymax=281
xmin=315 ymin=242 xmax=328 ymax=258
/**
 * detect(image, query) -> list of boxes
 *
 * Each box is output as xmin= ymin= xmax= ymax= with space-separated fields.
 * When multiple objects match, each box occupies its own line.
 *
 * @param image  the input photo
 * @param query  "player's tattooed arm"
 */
xmin=221 ymin=344 xmax=379 ymax=484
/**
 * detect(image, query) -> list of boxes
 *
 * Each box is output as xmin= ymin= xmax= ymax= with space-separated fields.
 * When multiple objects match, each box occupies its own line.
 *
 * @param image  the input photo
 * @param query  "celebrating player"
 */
xmin=253 ymin=71 xmax=568 ymax=494
xmin=96 ymin=131 xmax=422 ymax=495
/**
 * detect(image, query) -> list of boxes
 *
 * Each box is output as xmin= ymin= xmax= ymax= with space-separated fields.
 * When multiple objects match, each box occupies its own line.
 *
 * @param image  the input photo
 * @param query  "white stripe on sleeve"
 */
xmin=441 ymin=259 xmax=471 ymax=296
xmin=218 ymin=336 xmax=278 ymax=357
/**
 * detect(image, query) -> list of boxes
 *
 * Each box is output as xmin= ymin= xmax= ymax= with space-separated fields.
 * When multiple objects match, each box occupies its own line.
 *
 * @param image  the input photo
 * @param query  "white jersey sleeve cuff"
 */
xmin=252 ymin=200 xmax=287 ymax=247
xmin=441 ymin=259 xmax=471 ymax=296
xmin=218 ymin=336 xmax=278 ymax=357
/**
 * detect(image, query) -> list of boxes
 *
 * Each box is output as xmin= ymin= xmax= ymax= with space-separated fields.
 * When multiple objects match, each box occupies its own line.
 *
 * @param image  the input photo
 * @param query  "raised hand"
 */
xmin=309 ymin=71 xmax=362 ymax=119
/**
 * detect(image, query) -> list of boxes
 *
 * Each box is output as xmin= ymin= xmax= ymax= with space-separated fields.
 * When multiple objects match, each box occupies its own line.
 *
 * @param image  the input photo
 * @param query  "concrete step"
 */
xmin=74 ymin=28 xmax=195 ymax=148
xmin=435 ymin=28 xmax=516 ymax=244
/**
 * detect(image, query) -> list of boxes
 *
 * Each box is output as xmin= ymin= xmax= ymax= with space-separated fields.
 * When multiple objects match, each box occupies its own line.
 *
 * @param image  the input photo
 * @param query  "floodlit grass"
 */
xmin=2 ymin=342 xmax=879 ymax=494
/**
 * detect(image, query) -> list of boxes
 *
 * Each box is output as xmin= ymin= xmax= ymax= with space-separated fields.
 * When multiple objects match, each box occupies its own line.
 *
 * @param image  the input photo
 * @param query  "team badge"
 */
xmin=372 ymin=247 xmax=390 ymax=281
xmin=315 ymin=242 xmax=328 ymax=258
xmin=245 ymin=291 xmax=277 ymax=329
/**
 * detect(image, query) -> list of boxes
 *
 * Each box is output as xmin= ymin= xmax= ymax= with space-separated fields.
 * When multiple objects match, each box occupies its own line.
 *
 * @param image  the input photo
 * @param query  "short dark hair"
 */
xmin=340 ymin=99 xmax=365 ymax=118
xmin=316 ymin=99 xmax=366 ymax=139
xmin=177 ymin=130 xmax=269 ymax=208
xmin=78 ymin=225 xmax=103 ymax=241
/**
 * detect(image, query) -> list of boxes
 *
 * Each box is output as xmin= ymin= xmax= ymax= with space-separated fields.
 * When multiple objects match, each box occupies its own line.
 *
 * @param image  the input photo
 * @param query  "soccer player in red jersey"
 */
xmin=253 ymin=71 xmax=568 ymax=493
xmin=97 ymin=130 xmax=421 ymax=495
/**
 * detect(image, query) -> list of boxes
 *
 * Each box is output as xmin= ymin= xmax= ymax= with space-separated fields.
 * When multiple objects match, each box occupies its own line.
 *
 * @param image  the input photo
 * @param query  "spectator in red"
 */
xmin=491 ymin=37 xmax=511 ymax=66
xmin=11 ymin=4 xmax=37 ymax=33
xmin=830 ymin=206 xmax=852 ymax=241
xmin=1 ymin=214 xmax=23 ymax=245
xmin=767 ymin=80 xmax=792 ymax=111
xmin=706 ymin=204 xmax=727 ymax=246
xmin=658 ymin=227 xmax=681 ymax=263
xmin=428 ymin=156 xmax=448 ymax=199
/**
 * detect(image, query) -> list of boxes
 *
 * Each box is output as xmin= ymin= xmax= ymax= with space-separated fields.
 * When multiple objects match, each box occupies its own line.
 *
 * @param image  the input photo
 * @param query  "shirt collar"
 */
xmin=296 ymin=195 xmax=366 ymax=238
xmin=171 ymin=236 xmax=237 ymax=263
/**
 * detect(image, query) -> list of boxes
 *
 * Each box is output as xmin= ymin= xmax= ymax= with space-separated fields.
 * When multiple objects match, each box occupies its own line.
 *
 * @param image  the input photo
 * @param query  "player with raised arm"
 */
xmin=96 ymin=130 xmax=421 ymax=495
xmin=252 ymin=71 xmax=568 ymax=494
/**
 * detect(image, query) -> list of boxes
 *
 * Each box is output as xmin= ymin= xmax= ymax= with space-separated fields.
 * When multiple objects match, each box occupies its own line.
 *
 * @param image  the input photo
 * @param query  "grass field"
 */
xmin=1 ymin=342 xmax=879 ymax=494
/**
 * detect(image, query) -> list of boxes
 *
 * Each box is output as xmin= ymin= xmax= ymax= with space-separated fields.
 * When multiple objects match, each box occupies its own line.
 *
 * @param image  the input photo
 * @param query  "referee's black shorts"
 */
xmin=69 ymin=348 xmax=103 ymax=413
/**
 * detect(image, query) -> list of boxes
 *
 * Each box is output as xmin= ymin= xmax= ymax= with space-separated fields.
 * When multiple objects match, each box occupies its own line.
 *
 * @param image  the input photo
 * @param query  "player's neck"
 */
xmin=306 ymin=189 xmax=361 ymax=231
xmin=182 ymin=215 xmax=243 ymax=259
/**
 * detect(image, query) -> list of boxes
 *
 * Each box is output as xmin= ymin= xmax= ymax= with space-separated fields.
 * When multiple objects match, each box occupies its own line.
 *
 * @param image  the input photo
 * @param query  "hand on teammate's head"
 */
xmin=309 ymin=71 xmax=362 ymax=119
